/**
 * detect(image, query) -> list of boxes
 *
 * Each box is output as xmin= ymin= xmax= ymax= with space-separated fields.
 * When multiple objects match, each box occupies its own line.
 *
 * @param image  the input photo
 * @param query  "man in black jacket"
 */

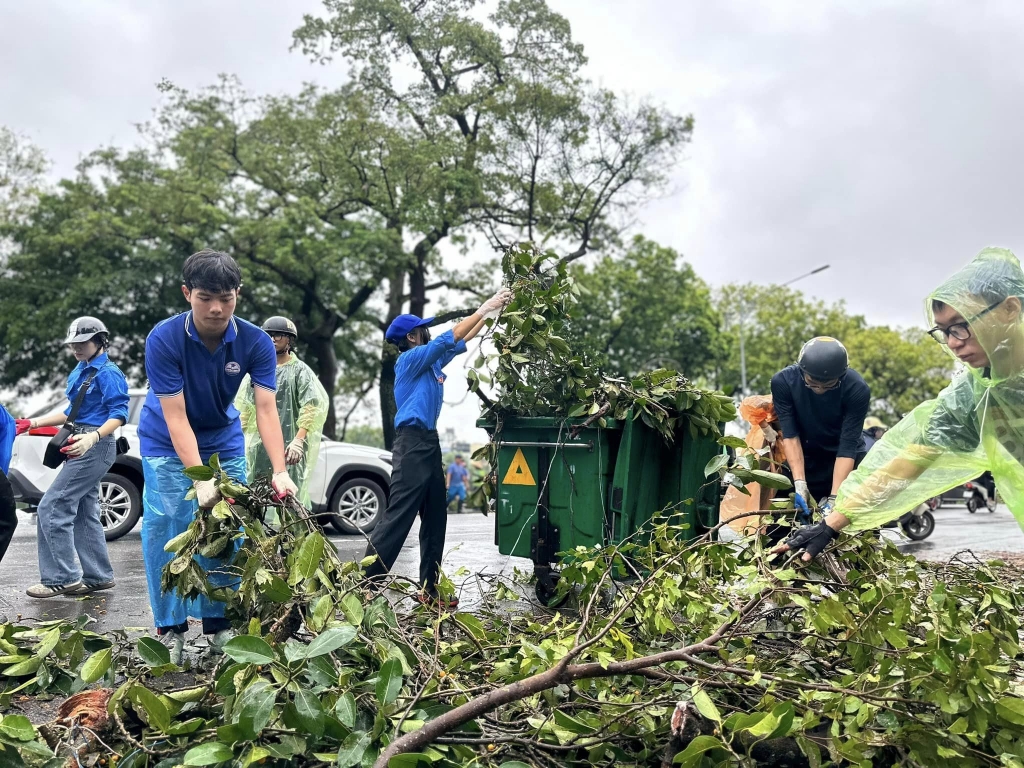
xmin=771 ymin=337 xmax=871 ymax=520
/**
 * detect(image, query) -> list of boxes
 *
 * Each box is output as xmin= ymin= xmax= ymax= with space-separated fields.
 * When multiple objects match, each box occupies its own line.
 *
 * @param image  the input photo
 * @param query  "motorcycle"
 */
xmin=965 ymin=478 xmax=998 ymax=514
xmin=884 ymin=503 xmax=935 ymax=541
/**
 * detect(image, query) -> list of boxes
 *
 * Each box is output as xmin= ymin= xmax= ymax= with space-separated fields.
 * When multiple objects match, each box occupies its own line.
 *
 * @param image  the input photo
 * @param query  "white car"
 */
xmin=9 ymin=389 xmax=392 ymax=540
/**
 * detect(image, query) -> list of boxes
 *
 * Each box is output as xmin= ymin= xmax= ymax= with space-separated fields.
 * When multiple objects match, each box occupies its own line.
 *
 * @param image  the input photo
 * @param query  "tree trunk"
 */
xmin=305 ymin=326 xmax=339 ymax=440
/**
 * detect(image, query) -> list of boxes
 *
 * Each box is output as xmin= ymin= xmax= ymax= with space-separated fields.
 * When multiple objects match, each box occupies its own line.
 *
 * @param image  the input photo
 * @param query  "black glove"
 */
xmin=782 ymin=521 xmax=839 ymax=560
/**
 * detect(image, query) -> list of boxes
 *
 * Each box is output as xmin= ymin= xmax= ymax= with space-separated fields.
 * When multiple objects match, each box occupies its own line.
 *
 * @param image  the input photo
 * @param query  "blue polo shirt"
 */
xmin=393 ymin=330 xmax=467 ymax=430
xmin=138 ymin=312 xmax=277 ymax=459
xmin=63 ymin=353 xmax=130 ymax=427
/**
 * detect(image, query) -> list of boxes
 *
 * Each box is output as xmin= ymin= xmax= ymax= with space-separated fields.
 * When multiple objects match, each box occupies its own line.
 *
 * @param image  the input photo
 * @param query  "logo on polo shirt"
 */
xmin=225 ymin=362 xmax=241 ymax=376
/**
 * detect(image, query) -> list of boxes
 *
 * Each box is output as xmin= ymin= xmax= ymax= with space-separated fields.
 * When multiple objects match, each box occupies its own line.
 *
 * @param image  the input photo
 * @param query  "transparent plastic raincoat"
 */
xmin=235 ymin=356 xmax=329 ymax=507
xmin=836 ymin=247 xmax=1024 ymax=531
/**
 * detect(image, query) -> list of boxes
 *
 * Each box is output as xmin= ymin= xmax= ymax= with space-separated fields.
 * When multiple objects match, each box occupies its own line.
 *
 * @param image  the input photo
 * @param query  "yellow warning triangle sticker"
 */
xmin=502 ymin=447 xmax=536 ymax=486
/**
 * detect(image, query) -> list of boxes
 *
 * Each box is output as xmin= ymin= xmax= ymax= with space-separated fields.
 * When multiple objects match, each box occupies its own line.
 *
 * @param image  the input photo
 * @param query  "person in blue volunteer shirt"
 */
xmin=20 ymin=317 xmax=129 ymax=598
xmin=138 ymin=250 xmax=298 ymax=663
xmin=446 ymin=455 xmax=470 ymax=513
xmin=363 ymin=287 xmax=510 ymax=607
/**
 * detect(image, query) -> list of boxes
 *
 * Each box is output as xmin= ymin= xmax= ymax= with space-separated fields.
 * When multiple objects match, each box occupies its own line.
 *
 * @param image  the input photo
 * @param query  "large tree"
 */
xmin=569 ymin=235 xmax=725 ymax=382
xmin=293 ymin=0 xmax=692 ymax=445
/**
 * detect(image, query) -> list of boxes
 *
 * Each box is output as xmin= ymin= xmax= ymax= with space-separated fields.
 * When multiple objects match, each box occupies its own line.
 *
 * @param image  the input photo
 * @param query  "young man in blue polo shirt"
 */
xmin=138 ymin=250 xmax=298 ymax=662
xmin=364 ymin=287 xmax=510 ymax=607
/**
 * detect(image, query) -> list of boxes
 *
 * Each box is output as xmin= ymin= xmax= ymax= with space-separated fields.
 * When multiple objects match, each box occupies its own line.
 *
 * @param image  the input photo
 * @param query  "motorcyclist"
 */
xmin=236 ymin=316 xmax=329 ymax=508
xmin=776 ymin=247 xmax=1024 ymax=561
xmin=770 ymin=337 xmax=871 ymax=521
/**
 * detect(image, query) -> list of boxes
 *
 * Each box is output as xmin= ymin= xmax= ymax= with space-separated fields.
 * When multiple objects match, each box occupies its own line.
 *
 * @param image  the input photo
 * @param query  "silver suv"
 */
xmin=9 ymin=389 xmax=392 ymax=540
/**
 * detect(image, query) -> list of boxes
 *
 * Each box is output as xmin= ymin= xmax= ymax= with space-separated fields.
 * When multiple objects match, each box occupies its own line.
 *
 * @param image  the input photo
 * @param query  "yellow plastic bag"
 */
xmin=836 ymin=247 xmax=1024 ymax=531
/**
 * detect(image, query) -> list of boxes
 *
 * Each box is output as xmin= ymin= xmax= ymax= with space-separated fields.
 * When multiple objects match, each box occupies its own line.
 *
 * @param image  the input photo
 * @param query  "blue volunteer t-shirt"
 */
xmin=448 ymin=463 xmax=469 ymax=488
xmin=393 ymin=329 xmax=467 ymax=430
xmin=63 ymin=352 xmax=131 ymax=427
xmin=138 ymin=312 xmax=277 ymax=459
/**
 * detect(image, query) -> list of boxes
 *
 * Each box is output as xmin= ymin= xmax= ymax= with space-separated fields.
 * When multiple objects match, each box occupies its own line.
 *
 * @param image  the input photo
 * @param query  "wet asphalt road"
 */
xmin=0 ymin=502 xmax=1019 ymax=631
xmin=0 ymin=510 xmax=517 ymax=632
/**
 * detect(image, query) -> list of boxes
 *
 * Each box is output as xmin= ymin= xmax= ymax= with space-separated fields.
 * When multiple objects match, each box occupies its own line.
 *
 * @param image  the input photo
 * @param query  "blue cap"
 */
xmin=385 ymin=314 xmax=434 ymax=342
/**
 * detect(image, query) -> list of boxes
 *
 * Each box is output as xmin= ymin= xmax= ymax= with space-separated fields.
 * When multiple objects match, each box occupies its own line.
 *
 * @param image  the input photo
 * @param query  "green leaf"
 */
xmin=235 ymin=679 xmax=277 ymax=737
xmin=997 ymin=697 xmax=1024 ymax=725
xmin=129 ymin=684 xmax=171 ymax=732
xmin=335 ymin=692 xmax=357 ymax=728
xmin=293 ymin=689 xmax=325 ymax=737
xmin=222 ymin=635 xmax=277 ymax=665
xmin=183 ymin=742 xmax=234 ymax=766
xmin=299 ymin=625 xmax=357 ymax=659
xmin=703 ymin=454 xmax=729 ymax=478
xmin=717 ymin=435 xmax=748 ymax=449
xmin=340 ymin=593 xmax=364 ymax=626
xmin=337 ymin=731 xmax=371 ymax=768
xmin=387 ymin=755 xmax=434 ymax=768
xmin=3 ymin=657 xmax=43 ymax=679
xmin=80 ymin=647 xmax=111 ymax=683
xmin=376 ymin=658 xmax=403 ymax=706
xmin=0 ymin=715 xmax=36 ymax=742
xmin=749 ymin=469 xmax=793 ymax=490
xmin=289 ymin=532 xmax=326 ymax=586
xmin=183 ymin=465 xmax=215 ymax=481
xmin=691 ymin=689 xmax=721 ymax=724
xmin=137 ymin=636 xmax=172 ymax=667
xmin=674 ymin=735 xmax=724 ymax=765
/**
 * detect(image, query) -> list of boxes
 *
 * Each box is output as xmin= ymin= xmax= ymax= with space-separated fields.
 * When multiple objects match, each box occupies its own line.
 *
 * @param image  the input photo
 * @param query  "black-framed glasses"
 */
xmin=928 ymin=301 xmax=1002 ymax=344
xmin=802 ymin=372 xmax=841 ymax=392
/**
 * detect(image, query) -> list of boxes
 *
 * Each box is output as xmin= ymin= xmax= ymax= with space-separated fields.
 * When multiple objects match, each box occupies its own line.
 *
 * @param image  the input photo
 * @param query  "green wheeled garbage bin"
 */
xmin=478 ymin=411 xmax=724 ymax=603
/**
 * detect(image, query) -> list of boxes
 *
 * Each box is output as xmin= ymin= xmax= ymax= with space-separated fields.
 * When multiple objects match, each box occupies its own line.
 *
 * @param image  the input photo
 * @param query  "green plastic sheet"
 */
xmin=235 ymin=355 xmax=330 ymax=507
xmin=837 ymin=247 xmax=1024 ymax=531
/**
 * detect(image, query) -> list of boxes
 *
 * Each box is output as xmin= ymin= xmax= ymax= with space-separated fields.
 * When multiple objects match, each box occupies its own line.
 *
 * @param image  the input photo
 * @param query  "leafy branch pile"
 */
xmin=467 ymin=243 xmax=737 ymax=442
xmin=2 ymin=473 xmax=1024 ymax=767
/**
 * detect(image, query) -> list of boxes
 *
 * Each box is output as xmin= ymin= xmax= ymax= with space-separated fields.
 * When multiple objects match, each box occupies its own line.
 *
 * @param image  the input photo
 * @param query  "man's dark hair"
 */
xmin=183 ymin=249 xmax=243 ymax=293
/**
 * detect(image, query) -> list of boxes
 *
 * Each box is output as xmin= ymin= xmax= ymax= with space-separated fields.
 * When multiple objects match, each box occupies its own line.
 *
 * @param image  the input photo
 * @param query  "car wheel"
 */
xmin=329 ymin=478 xmax=386 ymax=535
xmin=100 ymin=473 xmax=142 ymax=541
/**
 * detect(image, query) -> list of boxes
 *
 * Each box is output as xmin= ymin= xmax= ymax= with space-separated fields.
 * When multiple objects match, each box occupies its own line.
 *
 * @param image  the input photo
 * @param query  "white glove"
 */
xmin=794 ymin=480 xmax=810 ymax=502
xmin=63 ymin=431 xmax=100 ymax=458
xmin=478 ymin=287 xmax=512 ymax=318
xmin=761 ymin=423 xmax=778 ymax=443
xmin=285 ymin=436 xmax=305 ymax=466
xmin=194 ymin=478 xmax=221 ymax=509
xmin=272 ymin=471 xmax=299 ymax=500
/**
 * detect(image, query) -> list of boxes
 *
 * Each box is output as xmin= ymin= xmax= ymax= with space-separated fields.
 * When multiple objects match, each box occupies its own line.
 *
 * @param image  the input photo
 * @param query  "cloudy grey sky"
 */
xmin=3 ymin=0 xmax=1024 ymax=435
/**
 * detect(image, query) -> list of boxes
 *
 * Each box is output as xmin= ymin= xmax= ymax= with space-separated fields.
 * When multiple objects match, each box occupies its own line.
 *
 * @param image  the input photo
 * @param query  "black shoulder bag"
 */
xmin=43 ymin=371 xmax=97 ymax=469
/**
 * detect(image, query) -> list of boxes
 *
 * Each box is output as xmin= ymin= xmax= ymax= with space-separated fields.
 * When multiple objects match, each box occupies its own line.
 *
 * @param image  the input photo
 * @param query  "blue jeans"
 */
xmin=36 ymin=427 xmax=115 ymax=586
xmin=446 ymin=484 xmax=467 ymax=506
xmin=141 ymin=455 xmax=246 ymax=629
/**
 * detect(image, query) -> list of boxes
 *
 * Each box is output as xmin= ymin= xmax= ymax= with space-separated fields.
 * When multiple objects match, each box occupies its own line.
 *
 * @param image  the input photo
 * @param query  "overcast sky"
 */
xmin=3 ymin=0 xmax=1024 ymax=438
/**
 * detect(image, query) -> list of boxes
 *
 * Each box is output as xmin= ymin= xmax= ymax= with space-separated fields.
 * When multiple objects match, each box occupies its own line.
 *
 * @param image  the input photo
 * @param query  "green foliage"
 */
xmin=3 ymin=494 xmax=1024 ymax=767
xmin=569 ymin=235 xmax=727 ymax=382
xmin=471 ymin=244 xmax=737 ymax=440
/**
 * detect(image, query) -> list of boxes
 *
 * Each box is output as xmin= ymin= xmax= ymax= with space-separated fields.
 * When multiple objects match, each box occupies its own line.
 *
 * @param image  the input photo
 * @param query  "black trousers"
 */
xmin=0 ymin=471 xmax=16 ymax=566
xmin=364 ymin=428 xmax=447 ymax=592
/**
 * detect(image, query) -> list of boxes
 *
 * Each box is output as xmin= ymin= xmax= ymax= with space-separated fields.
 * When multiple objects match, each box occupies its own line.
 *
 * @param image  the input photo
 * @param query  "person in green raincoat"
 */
xmin=776 ymin=247 xmax=1024 ymax=560
xmin=235 ymin=317 xmax=329 ymax=507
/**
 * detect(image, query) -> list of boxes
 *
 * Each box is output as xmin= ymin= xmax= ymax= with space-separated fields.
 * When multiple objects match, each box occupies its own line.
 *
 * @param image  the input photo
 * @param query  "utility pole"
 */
xmin=735 ymin=264 xmax=830 ymax=397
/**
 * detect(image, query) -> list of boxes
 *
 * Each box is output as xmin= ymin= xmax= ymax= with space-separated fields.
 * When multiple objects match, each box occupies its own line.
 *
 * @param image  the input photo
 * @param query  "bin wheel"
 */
xmin=534 ymin=567 xmax=569 ymax=608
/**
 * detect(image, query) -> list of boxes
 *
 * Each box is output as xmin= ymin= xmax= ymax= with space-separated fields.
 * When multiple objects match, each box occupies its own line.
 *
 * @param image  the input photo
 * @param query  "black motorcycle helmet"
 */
xmin=261 ymin=316 xmax=298 ymax=338
xmin=798 ymin=336 xmax=848 ymax=381
xmin=64 ymin=316 xmax=109 ymax=349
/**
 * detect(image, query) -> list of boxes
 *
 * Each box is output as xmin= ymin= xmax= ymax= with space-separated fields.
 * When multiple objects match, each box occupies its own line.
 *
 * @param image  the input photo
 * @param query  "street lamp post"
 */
xmin=735 ymin=264 xmax=830 ymax=397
